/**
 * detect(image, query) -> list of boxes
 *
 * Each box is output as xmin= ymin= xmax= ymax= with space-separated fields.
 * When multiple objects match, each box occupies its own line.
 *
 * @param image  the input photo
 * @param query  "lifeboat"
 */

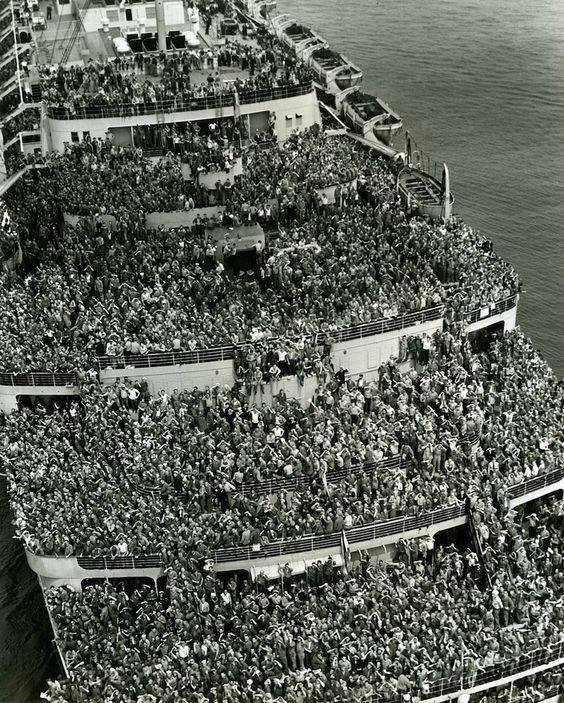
xmin=340 ymin=89 xmax=402 ymax=145
xmin=396 ymin=133 xmax=454 ymax=221
xmin=256 ymin=0 xmax=276 ymax=17
xmin=305 ymin=45 xmax=363 ymax=93
xmin=397 ymin=163 xmax=454 ymax=221
xmin=274 ymin=16 xmax=326 ymax=57
xmin=238 ymin=0 xmax=276 ymax=20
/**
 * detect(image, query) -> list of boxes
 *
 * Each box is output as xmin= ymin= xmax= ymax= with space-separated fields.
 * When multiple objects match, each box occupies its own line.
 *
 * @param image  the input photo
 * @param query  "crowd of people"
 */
xmin=234 ymin=335 xmax=333 ymax=389
xmin=133 ymin=117 xmax=246 ymax=171
xmin=178 ymin=130 xmax=243 ymax=180
xmin=473 ymin=670 xmax=563 ymax=703
xmin=4 ymin=329 xmax=563 ymax=557
xmin=0 ymin=129 xmax=520 ymax=373
xmin=39 ymin=33 xmax=313 ymax=118
xmin=0 ymin=200 xmax=20 ymax=263
xmin=0 ymin=28 xmax=561 ymax=703
xmin=40 ymin=492 xmax=563 ymax=703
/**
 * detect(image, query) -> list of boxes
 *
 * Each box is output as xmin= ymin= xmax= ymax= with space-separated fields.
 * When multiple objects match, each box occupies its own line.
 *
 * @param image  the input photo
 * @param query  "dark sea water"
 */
xmin=1 ymin=1 xmax=563 ymax=701
xmin=280 ymin=0 xmax=564 ymax=376
xmin=0 ymin=479 xmax=58 ymax=703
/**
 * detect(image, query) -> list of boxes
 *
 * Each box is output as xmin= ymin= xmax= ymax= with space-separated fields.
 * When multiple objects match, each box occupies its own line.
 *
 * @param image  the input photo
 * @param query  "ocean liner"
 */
xmin=0 ymin=0 xmax=562 ymax=701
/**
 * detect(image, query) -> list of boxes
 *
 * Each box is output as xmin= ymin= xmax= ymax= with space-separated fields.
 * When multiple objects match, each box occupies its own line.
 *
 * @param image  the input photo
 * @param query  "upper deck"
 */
xmin=14 ymin=1 xmax=319 ymax=148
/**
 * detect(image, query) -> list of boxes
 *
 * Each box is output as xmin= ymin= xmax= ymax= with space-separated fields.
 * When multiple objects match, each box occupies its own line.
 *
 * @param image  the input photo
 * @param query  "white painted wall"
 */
xmin=97 ymin=316 xmax=444 ymax=397
xmin=55 ymin=0 xmax=73 ymax=17
xmin=80 ymin=2 xmax=177 ymax=33
xmin=46 ymin=91 xmax=320 ymax=152
xmin=28 ymin=552 xmax=164 ymax=591
xmin=0 ymin=383 xmax=80 ymax=413
xmin=509 ymin=478 xmax=564 ymax=509
xmin=332 ymin=317 xmax=443 ymax=381
xmin=100 ymin=357 xmax=235 ymax=395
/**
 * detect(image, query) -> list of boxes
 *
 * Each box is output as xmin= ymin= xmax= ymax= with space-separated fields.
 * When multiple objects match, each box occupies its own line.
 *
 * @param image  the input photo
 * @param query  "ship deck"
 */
xmin=27 ymin=0 xmax=260 ymax=66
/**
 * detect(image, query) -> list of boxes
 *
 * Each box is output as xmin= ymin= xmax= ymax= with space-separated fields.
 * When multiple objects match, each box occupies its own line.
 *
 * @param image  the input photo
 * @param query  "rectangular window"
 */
xmin=295 ymin=113 xmax=303 ymax=127
xmin=106 ymin=9 xmax=118 ymax=21
xmin=70 ymin=131 xmax=79 ymax=143
xmin=125 ymin=7 xmax=132 ymax=20
xmin=83 ymin=131 xmax=90 ymax=141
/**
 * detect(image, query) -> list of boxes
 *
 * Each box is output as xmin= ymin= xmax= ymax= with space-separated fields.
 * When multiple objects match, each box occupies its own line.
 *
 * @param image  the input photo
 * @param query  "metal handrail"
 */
xmin=137 ymin=454 xmax=411 ymax=499
xmin=237 ymin=81 xmax=313 ymax=104
xmin=135 ymin=433 xmax=480 ymax=499
xmin=76 ymin=554 xmax=163 ymax=570
xmin=209 ymin=466 xmax=563 ymax=562
xmin=45 ymin=82 xmax=314 ymax=121
xmin=96 ymin=305 xmax=443 ymax=371
xmin=97 ymin=344 xmax=235 ymax=371
xmin=465 ymin=294 xmax=518 ymax=325
xmin=0 ymin=371 xmax=77 ymax=387
xmin=507 ymin=466 xmax=564 ymax=499
xmin=239 ymin=454 xmax=407 ymax=496
xmin=46 ymin=93 xmax=235 ymax=120
xmin=211 ymin=501 xmax=465 ymax=563
xmin=31 ymin=466 xmax=563 ymax=566
xmin=0 ymin=293 xmax=519 ymax=383
xmin=108 ymin=292 xmax=517 ymax=375
xmin=361 ymin=640 xmax=564 ymax=702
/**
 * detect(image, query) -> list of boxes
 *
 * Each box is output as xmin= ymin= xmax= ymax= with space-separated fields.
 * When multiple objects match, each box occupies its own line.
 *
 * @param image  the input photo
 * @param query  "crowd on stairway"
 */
xmin=0 ymin=129 xmax=519 ymax=374
xmin=4 ymin=329 xmax=563 ymax=558
xmin=1 ymin=105 xmax=40 ymax=143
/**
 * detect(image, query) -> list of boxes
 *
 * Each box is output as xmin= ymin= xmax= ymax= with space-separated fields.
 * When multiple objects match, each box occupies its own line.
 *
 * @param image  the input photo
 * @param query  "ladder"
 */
xmin=59 ymin=0 xmax=92 ymax=66
xmin=1 ymin=101 xmax=41 ymax=126
xmin=30 ymin=82 xmax=42 ymax=102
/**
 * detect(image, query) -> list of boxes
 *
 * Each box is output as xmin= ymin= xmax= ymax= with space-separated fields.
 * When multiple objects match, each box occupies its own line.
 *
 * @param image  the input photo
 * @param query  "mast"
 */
xmin=155 ymin=0 xmax=167 ymax=51
xmin=442 ymin=163 xmax=452 ymax=222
